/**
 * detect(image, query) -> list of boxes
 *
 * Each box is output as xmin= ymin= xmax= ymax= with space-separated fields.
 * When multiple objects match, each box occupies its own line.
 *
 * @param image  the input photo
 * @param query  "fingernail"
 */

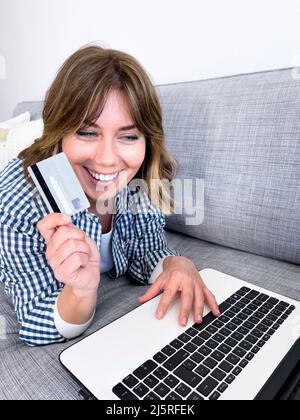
xmin=157 ymin=311 xmax=164 ymax=320
xmin=63 ymin=215 xmax=71 ymax=222
xmin=197 ymin=315 xmax=203 ymax=324
xmin=181 ymin=317 xmax=187 ymax=327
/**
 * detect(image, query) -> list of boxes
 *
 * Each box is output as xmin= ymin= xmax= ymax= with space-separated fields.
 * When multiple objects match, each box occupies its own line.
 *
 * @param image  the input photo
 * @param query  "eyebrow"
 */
xmin=87 ymin=122 xmax=137 ymax=131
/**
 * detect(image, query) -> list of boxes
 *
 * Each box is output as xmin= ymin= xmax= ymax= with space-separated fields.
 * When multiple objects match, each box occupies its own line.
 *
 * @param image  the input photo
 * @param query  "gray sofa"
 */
xmin=1 ymin=68 xmax=299 ymax=400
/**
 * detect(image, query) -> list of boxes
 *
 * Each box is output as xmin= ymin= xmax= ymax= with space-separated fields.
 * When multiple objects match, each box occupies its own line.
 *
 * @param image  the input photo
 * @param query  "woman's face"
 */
xmin=62 ymin=90 xmax=146 ymax=213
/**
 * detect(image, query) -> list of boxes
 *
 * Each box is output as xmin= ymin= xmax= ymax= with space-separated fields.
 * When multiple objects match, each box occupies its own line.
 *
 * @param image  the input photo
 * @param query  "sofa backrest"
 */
xmin=157 ymin=69 xmax=300 ymax=265
xmin=13 ymin=68 xmax=300 ymax=265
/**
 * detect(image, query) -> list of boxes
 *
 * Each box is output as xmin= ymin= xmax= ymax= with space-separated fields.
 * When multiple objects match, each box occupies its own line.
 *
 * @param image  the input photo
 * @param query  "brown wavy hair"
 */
xmin=19 ymin=44 xmax=178 ymax=214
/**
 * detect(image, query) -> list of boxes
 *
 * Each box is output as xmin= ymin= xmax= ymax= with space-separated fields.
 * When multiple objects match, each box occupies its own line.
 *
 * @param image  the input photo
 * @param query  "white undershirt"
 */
xmin=54 ymin=226 xmax=166 ymax=339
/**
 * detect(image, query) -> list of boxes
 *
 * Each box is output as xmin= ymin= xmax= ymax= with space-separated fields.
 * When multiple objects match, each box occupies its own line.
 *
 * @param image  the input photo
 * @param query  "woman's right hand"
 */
xmin=37 ymin=214 xmax=101 ymax=295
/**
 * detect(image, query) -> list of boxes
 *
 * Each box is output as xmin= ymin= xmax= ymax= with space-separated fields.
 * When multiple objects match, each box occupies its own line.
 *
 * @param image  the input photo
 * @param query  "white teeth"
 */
xmin=87 ymin=169 xmax=119 ymax=182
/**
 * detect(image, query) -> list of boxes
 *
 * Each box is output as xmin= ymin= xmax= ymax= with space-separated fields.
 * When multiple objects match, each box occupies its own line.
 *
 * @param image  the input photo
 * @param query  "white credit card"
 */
xmin=28 ymin=152 xmax=90 ymax=216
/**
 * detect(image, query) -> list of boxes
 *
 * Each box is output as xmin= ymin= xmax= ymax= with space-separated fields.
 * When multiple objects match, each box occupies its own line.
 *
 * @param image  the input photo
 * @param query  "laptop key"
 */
xmin=211 ymin=350 xmax=226 ymax=362
xmin=256 ymin=323 xmax=268 ymax=333
xmin=133 ymin=383 xmax=150 ymax=398
xmin=232 ymin=317 xmax=243 ymax=326
xmin=245 ymin=352 xmax=255 ymax=361
xmin=165 ymin=392 xmax=183 ymax=400
xmin=219 ymin=316 xmax=231 ymax=324
xmin=161 ymin=345 xmax=176 ymax=357
xmin=236 ymin=312 xmax=248 ymax=321
xmin=226 ymin=354 xmax=240 ymax=365
xmin=239 ymin=359 xmax=249 ymax=368
xmin=199 ymin=345 xmax=212 ymax=357
xmin=213 ymin=333 xmax=226 ymax=343
xmin=218 ymin=383 xmax=228 ymax=393
xmin=123 ymin=374 xmax=139 ymax=388
xmin=209 ymin=391 xmax=221 ymax=400
xmin=113 ymin=383 xmax=139 ymax=400
xmin=178 ymin=333 xmax=191 ymax=343
xmin=182 ymin=359 xmax=197 ymax=371
xmin=186 ymin=327 xmax=199 ymax=337
xmin=184 ymin=342 xmax=198 ymax=353
xmin=232 ymin=367 xmax=242 ymax=376
xmin=252 ymin=346 xmax=260 ymax=354
xmin=206 ymin=325 xmax=218 ymax=335
xmin=195 ymin=364 xmax=210 ymax=378
xmin=144 ymin=375 xmax=159 ymax=388
xmin=225 ymin=374 xmax=236 ymax=384
xmin=257 ymin=340 xmax=266 ymax=348
xmin=164 ymin=375 xmax=180 ymax=388
xmin=226 ymin=322 xmax=238 ymax=332
xmin=218 ymin=344 xmax=232 ymax=355
xmin=257 ymin=293 xmax=269 ymax=302
xmin=231 ymin=332 xmax=244 ymax=342
xmin=153 ymin=352 xmax=167 ymax=363
xmin=206 ymin=339 xmax=219 ymax=350
xmin=219 ymin=361 xmax=234 ymax=373
xmin=191 ymin=336 xmax=205 ymax=347
xmin=233 ymin=347 xmax=247 ymax=358
xmin=144 ymin=392 xmax=160 ymax=400
xmin=174 ymin=365 xmax=203 ymax=387
xmin=237 ymin=326 xmax=250 ymax=336
xmin=225 ymin=337 xmax=238 ymax=348
xmin=133 ymin=360 xmax=158 ymax=380
xmin=218 ymin=301 xmax=232 ymax=312
xmin=175 ymin=382 xmax=192 ymax=397
xmin=153 ymin=367 xmax=168 ymax=380
xmin=187 ymin=392 xmax=204 ymax=400
xmin=245 ymin=334 xmax=259 ymax=345
xmin=197 ymin=377 xmax=218 ymax=397
xmin=190 ymin=352 xmax=205 ymax=364
xmin=170 ymin=339 xmax=185 ymax=350
xmin=251 ymin=329 xmax=264 ymax=339
xmin=239 ymin=340 xmax=252 ymax=351
xmin=211 ymin=368 xmax=226 ymax=381
xmin=203 ymin=357 xmax=218 ymax=369
xmin=162 ymin=349 xmax=189 ymax=371
xmin=198 ymin=331 xmax=212 ymax=340
xmin=153 ymin=383 xmax=170 ymax=398
xmin=219 ymin=327 xmax=232 ymax=337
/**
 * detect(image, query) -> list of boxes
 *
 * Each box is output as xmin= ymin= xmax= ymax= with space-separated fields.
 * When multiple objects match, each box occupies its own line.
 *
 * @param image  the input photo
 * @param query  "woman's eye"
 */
xmin=77 ymin=131 xmax=97 ymax=138
xmin=119 ymin=135 xmax=139 ymax=141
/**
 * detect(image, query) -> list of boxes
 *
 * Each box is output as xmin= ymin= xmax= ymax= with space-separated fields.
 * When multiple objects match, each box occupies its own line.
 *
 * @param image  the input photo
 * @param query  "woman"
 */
xmin=0 ymin=45 xmax=220 ymax=346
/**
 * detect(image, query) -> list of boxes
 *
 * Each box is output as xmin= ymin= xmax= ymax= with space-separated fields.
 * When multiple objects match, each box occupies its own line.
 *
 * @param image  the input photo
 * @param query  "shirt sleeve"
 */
xmin=53 ymin=295 xmax=95 ymax=339
xmin=126 ymin=201 xmax=181 ymax=285
xmin=148 ymin=256 xmax=168 ymax=285
xmin=0 ymin=208 xmax=66 ymax=346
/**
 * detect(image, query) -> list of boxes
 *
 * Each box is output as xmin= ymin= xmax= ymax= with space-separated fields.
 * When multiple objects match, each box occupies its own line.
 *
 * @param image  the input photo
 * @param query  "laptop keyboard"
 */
xmin=112 ymin=287 xmax=296 ymax=400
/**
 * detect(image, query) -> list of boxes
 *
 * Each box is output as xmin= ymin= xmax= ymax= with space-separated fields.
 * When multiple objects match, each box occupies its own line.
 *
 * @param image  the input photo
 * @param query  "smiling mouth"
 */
xmin=83 ymin=166 xmax=125 ymax=185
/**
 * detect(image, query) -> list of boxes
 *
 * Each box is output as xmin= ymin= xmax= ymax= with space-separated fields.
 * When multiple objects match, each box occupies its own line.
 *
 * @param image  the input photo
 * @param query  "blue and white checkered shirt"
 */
xmin=0 ymin=159 xmax=179 ymax=346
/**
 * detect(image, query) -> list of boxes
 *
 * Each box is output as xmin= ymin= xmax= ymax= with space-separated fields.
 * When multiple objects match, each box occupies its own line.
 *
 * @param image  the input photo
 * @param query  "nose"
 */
xmin=94 ymin=138 xmax=118 ymax=167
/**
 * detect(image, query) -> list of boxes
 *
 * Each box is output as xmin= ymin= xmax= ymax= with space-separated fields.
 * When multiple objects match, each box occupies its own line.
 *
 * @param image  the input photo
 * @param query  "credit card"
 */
xmin=28 ymin=152 xmax=90 ymax=216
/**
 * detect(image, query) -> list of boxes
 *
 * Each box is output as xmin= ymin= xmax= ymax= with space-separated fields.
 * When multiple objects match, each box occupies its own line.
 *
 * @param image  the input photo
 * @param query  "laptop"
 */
xmin=59 ymin=268 xmax=300 ymax=400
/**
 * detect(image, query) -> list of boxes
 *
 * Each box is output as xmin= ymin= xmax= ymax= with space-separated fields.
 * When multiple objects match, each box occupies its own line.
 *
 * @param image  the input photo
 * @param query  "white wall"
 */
xmin=0 ymin=0 xmax=300 ymax=120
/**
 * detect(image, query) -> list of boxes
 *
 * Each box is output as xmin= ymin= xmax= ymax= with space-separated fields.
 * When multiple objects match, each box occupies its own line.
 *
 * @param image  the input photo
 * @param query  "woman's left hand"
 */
xmin=138 ymin=256 xmax=220 ymax=327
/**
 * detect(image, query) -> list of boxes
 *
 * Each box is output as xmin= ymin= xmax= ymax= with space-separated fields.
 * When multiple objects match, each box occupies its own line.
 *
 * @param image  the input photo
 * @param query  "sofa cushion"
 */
xmin=157 ymin=69 xmax=300 ymax=265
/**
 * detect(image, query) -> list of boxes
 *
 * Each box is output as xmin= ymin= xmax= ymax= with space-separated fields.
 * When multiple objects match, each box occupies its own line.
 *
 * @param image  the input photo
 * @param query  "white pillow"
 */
xmin=0 ymin=119 xmax=44 ymax=172
xmin=0 ymin=112 xmax=30 ymax=130
xmin=0 ymin=112 xmax=31 ymax=172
